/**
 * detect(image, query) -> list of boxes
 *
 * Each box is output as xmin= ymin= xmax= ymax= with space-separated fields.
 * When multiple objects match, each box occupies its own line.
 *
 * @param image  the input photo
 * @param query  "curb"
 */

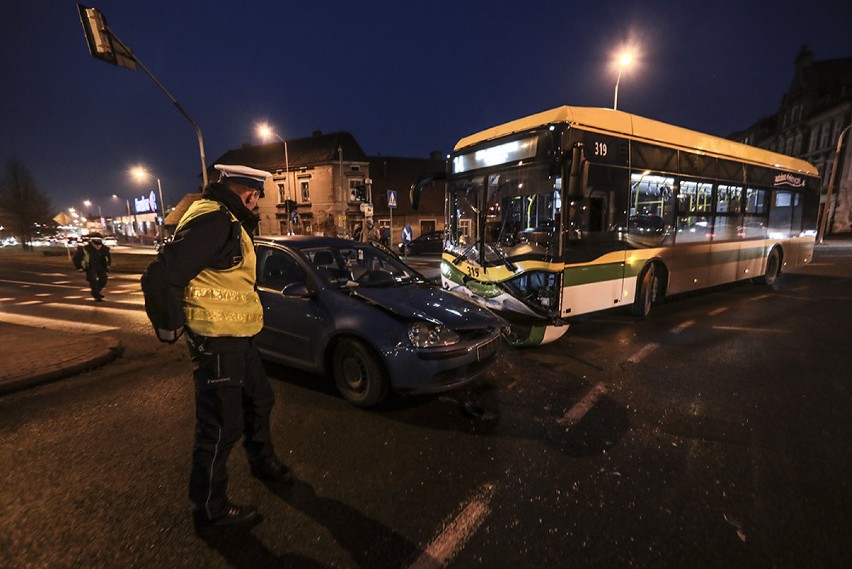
xmin=0 ymin=337 xmax=123 ymax=395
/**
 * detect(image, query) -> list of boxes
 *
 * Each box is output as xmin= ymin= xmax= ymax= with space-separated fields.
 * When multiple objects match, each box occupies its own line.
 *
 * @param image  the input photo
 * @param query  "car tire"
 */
xmin=332 ymin=338 xmax=389 ymax=407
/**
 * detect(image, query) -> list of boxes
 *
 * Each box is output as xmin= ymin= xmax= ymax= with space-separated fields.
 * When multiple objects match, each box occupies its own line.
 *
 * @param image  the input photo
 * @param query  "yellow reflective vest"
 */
xmin=175 ymin=199 xmax=263 ymax=337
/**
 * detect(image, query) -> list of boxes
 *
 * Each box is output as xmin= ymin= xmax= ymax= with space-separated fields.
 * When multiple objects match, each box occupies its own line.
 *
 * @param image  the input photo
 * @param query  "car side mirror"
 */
xmin=282 ymin=281 xmax=312 ymax=298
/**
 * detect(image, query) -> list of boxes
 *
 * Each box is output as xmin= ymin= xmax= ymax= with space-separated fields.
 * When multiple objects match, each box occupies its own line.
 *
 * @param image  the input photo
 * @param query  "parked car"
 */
xmin=102 ymin=234 xmax=118 ymax=247
xmin=254 ymin=235 xmax=504 ymax=407
xmin=397 ymin=230 xmax=444 ymax=256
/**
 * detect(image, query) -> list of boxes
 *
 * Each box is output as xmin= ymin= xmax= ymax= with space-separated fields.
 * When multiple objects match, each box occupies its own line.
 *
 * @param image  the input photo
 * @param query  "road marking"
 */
xmin=16 ymin=300 xmax=43 ymax=305
xmin=409 ymin=483 xmax=496 ymax=569
xmin=559 ymin=382 xmax=608 ymax=428
xmin=34 ymin=293 xmax=52 ymax=297
xmin=752 ymin=294 xmax=771 ymax=301
xmin=708 ymin=307 xmax=728 ymax=316
xmin=45 ymin=301 xmax=146 ymax=314
xmin=711 ymin=326 xmax=789 ymax=333
xmin=0 ymin=312 xmax=118 ymax=333
xmin=670 ymin=320 xmax=694 ymax=334
xmin=627 ymin=342 xmax=659 ymax=363
xmin=0 ymin=278 xmax=80 ymax=289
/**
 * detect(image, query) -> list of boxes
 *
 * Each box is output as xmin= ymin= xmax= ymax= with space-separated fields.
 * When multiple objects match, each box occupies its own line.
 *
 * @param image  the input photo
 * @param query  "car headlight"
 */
xmin=408 ymin=321 xmax=460 ymax=348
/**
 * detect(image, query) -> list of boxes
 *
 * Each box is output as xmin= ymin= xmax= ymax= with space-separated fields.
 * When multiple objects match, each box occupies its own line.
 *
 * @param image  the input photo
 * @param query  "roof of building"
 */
xmin=165 ymin=192 xmax=203 ymax=225
xmin=210 ymin=131 xmax=369 ymax=177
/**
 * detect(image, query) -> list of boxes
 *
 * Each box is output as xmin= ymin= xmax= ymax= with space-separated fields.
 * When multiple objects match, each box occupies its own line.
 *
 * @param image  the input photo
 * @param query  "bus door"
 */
xmin=710 ymin=183 xmax=744 ymax=286
xmin=561 ymin=162 xmax=628 ymax=316
xmin=669 ymin=178 xmax=713 ymax=292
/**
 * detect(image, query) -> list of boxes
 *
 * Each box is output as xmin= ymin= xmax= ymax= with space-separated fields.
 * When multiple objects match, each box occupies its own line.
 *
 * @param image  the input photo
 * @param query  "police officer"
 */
xmin=154 ymin=164 xmax=290 ymax=528
xmin=73 ymin=232 xmax=111 ymax=301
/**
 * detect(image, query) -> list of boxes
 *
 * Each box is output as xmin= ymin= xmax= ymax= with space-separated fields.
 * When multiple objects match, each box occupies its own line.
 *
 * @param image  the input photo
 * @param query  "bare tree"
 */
xmin=0 ymin=158 xmax=54 ymax=250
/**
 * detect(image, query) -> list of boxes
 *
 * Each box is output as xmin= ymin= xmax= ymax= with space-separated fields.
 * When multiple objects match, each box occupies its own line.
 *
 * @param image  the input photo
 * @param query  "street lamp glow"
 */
xmin=257 ymin=123 xmax=274 ymax=141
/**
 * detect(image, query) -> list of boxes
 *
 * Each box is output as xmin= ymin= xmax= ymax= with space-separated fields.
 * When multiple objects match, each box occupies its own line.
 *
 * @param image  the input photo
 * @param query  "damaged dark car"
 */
xmin=254 ymin=236 xmax=504 ymax=407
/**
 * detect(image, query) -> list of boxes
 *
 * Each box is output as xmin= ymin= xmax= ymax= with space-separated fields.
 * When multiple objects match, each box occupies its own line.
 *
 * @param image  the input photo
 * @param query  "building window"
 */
xmin=820 ymin=123 xmax=830 ymax=149
xmin=300 ymin=181 xmax=310 ymax=202
xmin=278 ymin=184 xmax=286 ymax=204
xmin=351 ymin=165 xmax=360 ymax=172
xmin=809 ymin=129 xmax=818 ymax=153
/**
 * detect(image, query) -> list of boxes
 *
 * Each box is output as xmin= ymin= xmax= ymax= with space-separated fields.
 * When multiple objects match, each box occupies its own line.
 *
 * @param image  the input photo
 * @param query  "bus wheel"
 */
xmin=758 ymin=247 xmax=782 ymax=286
xmin=332 ymin=338 xmax=388 ymax=407
xmin=631 ymin=263 xmax=659 ymax=317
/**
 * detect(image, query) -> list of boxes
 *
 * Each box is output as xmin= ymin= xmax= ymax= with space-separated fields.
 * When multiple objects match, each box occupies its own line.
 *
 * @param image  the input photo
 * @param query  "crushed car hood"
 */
xmin=352 ymin=285 xmax=503 ymax=330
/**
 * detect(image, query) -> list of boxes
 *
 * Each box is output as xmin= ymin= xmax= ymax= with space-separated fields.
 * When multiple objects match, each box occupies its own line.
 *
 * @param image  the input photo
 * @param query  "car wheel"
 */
xmin=332 ymin=338 xmax=388 ymax=407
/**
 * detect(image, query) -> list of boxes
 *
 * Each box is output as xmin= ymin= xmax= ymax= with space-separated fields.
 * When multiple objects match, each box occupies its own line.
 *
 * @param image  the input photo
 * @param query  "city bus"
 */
xmin=412 ymin=106 xmax=820 ymax=346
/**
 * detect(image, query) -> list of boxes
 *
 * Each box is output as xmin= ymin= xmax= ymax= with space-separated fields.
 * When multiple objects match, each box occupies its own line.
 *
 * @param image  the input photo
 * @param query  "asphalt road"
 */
xmin=0 ymin=247 xmax=850 ymax=568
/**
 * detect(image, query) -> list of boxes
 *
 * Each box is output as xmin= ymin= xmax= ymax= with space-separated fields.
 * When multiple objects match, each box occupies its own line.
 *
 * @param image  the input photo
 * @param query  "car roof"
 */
xmin=256 ymin=235 xmax=362 ymax=249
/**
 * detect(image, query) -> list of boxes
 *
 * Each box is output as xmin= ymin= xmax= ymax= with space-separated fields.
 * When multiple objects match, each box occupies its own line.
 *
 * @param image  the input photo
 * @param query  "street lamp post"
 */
xmin=614 ymin=52 xmax=633 ymax=111
xmin=256 ymin=123 xmax=293 ymax=234
xmin=818 ymin=123 xmax=852 ymax=244
xmin=83 ymin=200 xmax=104 ymax=228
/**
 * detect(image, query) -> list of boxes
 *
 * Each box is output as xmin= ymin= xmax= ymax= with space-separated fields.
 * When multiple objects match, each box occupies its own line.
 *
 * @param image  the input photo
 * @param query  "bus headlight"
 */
xmin=408 ymin=321 xmax=460 ymax=348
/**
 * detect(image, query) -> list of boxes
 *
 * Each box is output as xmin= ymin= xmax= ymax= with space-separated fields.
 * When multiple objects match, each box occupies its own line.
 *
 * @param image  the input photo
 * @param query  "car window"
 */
xmin=256 ymin=247 xmax=307 ymax=291
xmin=299 ymin=244 xmax=425 ymax=287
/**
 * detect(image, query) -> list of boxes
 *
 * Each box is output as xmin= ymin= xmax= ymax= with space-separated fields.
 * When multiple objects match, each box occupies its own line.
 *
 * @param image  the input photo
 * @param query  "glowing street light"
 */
xmin=613 ymin=51 xmax=634 ymax=111
xmin=256 ymin=122 xmax=294 ymax=233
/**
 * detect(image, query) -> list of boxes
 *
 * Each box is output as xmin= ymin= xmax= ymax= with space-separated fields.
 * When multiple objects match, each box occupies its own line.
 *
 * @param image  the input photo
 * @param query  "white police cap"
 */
xmin=214 ymin=164 xmax=273 ymax=195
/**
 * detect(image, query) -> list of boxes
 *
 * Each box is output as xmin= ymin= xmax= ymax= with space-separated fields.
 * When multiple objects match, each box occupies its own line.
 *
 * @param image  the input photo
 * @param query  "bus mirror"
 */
xmin=567 ymin=144 xmax=586 ymax=198
xmin=410 ymin=171 xmax=446 ymax=211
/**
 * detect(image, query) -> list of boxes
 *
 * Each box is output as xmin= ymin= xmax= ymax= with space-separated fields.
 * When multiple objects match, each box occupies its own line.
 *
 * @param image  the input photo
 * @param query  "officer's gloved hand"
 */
xmin=156 ymin=326 xmax=185 ymax=344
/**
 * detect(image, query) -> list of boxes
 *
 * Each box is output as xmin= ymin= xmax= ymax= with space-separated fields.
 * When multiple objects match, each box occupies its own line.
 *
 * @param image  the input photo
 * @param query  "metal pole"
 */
xmin=614 ymin=69 xmax=622 ymax=110
xmin=284 ymin=138 xmax=292 ymax=235
xmin=156 ymin=177 xmax=166 ymax=238
xmin=108 ymin=32 xmax=209 ymax=187
xmin=817 ymin=124 xmax=851 ymax=244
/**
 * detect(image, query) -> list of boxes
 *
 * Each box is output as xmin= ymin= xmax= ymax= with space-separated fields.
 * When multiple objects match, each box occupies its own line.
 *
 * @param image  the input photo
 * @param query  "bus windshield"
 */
xmin=448 ymin=163 xmax=561 ymax=265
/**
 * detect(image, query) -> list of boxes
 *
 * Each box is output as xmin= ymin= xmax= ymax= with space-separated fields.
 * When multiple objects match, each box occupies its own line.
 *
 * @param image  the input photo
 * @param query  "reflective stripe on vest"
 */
xmin=176 ymin=199 xmax=263 ymax=337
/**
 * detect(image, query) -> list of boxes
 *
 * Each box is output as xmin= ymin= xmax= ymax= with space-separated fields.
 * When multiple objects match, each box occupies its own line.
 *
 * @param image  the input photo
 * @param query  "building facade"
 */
xmin=206 ymin=131 xmax=446 ymax=241
xmin=732 ymin=47 xmax=852 ymax=234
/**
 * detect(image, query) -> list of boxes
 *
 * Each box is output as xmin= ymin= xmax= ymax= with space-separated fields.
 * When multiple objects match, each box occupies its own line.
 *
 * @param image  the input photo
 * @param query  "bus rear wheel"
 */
xmin=756 ymin=247 xmax=782 ymax=286
xmin=631 ymin=263 xmax=660 ymax=317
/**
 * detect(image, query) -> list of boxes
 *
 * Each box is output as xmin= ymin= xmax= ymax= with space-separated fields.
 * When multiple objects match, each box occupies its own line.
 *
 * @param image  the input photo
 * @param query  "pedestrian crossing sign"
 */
xmin=387 ymin=190 xmax=398 ymax=209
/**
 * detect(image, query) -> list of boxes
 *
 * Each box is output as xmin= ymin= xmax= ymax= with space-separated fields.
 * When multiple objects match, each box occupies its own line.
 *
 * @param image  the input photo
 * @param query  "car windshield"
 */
xmin=298 ymin=243 xmax=427 ymax=287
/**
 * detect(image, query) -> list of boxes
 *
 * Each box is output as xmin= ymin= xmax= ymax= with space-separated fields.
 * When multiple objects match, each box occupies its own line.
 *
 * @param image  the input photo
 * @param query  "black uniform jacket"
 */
xmin=141 ymin=183 xmax=260 ymax=340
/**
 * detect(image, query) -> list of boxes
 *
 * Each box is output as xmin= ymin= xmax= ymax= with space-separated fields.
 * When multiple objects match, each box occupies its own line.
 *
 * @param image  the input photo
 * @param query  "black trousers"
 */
xmin=86 ymin=268 xmax=108 ymax=298
xmin=186 ymin=332 xmax=276 ymax=519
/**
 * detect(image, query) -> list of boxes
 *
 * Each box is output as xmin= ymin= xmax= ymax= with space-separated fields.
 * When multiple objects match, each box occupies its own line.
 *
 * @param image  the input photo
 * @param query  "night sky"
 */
xmin=2 ymin=0 xmax=851 ymax=218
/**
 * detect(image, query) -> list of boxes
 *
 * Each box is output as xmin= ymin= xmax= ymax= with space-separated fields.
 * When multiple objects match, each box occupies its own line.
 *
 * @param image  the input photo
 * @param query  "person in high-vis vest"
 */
xmin=157 ymin=164 xmax=289 ymax=528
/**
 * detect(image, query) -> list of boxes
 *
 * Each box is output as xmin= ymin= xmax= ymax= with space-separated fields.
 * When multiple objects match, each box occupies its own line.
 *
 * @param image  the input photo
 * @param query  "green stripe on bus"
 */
xmin=564 ymin=262 xmax=625 ymax=286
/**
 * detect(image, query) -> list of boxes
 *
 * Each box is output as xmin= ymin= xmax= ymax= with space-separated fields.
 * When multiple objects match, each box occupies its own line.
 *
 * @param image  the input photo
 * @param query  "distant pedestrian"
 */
xmin=73 ymin=232 xmax=111 ymax=301
xmin=366 ymin=220 xmax=381 ymax=242
xmin=380 ymin=226 xmax=390 ymax=247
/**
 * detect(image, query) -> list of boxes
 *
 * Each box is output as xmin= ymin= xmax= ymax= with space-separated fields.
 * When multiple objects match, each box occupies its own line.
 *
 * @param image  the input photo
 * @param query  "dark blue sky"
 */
xmin=2 ymin=0 xmax=851 ymax=217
